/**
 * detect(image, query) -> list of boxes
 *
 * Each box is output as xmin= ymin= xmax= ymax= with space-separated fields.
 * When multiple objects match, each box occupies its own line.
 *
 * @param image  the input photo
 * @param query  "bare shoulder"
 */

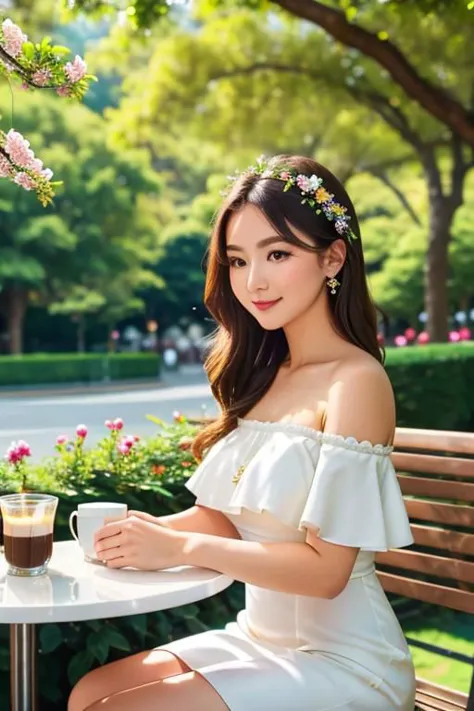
xmin=324 ymin=352 xmax=395 ymax=446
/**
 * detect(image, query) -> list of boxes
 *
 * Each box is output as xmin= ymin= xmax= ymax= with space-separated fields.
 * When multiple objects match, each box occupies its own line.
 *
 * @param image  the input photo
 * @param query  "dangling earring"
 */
xmin=327 ymin=276 xmax=340 ymax=295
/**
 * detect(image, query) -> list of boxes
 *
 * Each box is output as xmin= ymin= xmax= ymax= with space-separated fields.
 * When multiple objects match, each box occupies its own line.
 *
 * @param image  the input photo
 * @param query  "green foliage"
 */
xmin=0 ymin=352 xmax=161 ymax=387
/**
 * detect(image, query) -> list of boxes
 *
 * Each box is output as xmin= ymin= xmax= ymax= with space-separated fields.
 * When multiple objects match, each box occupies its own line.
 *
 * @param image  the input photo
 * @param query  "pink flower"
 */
xmin=1 ymin=19 xmax=27 ymax=58
xmin=117 ymin=442 xmax=131 ymax=455
xmin=14 ymin=172 xmax=36 ymax=190
xmin=76 ymin=424 xmax=88 ymax=439
xmin=449 ymin=330 xmax=461 ymax=342
xmin=404 ymin=327 xmax=416 ymax=342
xmin=17 ymin=440 xmax=31 ymax=457
xmin=459 ymin=327 xmax=471 ymax=341
xmin=4 ymin=129 xmax=35 ymax=169
xmin=56 ymin=86 xmax=72 ymax=98
xmin=32 ymin=69 xmax=52 ymax=87
xmin=296 ymin=175 xmax=311 ymax=193
xmin=105 ymin=419 xmax=114 ymax=429
xmin=20 ymin=82 xmax=29 ymax=91
xmin=280 ymin=171 xmax=290 ymax=180
xmin=64 ymin=55 xmax=87 ymax=84
xmin=113 ymin=418 xmax=124 ymax=431
xmin=417 ymin=331 xmax=430 ymax=345
xmin=0 ymin=156 xmax=13 ymax=178
xmin=394 ymin=335 xmax=407 ymax=347
xmin=172 ymin=410 xmax=181 ymax=421
xmin=133 ymin=435 xmax=140 ymax=442
xmin=5 ymin=439 xmax=31 ymax=464
xmin=56 ymin=435 xmax=68 ymax=445
xmin=123 ymin=435 xmax=135 ymax=448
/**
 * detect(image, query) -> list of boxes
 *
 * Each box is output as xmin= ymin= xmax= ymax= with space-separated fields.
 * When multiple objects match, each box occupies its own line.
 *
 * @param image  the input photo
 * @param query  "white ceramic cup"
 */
xmin=69 ymin=502 xmax=127 ymax=561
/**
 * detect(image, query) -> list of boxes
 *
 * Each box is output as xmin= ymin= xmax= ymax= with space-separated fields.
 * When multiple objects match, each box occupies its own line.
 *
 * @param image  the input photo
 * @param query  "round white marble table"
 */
xmin=0 ymin=540 xmax=234 ymax=711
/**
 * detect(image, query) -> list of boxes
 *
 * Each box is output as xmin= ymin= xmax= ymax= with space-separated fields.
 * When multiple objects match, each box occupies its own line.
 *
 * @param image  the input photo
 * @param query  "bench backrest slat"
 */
xmin=377 ymin=571 xmax=474 ymax=613
xmin=410 ymin=524 xmax=474 ymax=556
xmin=376 ymin=549 xmax=474 ymax=584
xmin=397 ymin=475 xmax=474 ymax=502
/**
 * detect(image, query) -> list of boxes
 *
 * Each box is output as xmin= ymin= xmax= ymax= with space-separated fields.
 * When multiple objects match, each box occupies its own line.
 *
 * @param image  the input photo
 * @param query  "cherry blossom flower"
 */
xmin=14 ymin=172 xmax=36 ymax=190
xmin=1 ymin=19 xmax=27 ymax=58
xmin=64 ymin=55 xmax=87 ymax=84
xmin=32 ymin=68 xmax=52 ymax=87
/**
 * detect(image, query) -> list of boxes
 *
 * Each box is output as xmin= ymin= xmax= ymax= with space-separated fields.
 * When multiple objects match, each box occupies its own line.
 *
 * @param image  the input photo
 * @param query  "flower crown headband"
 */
xmin=226 ymin=156 xmax=358 ymax=244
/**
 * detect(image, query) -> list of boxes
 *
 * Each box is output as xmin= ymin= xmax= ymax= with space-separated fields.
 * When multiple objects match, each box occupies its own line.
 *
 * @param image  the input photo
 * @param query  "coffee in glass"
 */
xmin=0 ymin=494 xmax=58 ymax=576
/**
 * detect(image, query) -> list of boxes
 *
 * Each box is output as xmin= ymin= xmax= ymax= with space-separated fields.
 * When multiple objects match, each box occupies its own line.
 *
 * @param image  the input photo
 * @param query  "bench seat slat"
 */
xmin=405 ymin=500 xmax=474 ymax=528
xmin=375 ymin=549 xmax=474 ymax=584
xmin=395 ymin=429 xmax=474 ymax=455
xmin=410 ymin=524 xmax=474 ymax=556
xmin=416 ymin=677 xmax=468 ymax=709
xmin=398 ymin=475 xmax=474 ymax=501
xmin=377 ymin=572 xmax=474 ymax=613
xmin=393 ymin=453 xmax=474 ymax=479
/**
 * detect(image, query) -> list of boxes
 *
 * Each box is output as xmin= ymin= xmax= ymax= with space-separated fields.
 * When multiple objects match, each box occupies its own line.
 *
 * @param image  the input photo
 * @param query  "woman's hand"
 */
xmin=94 ymin=515 xmax=186 ymax=570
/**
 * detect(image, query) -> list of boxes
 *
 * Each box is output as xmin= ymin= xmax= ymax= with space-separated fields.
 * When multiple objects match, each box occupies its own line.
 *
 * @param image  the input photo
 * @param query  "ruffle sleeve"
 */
xmin=298 ymin=440 xmax=413 ymax=551
xmin=185 ymin=425 xmax=413 ymax=551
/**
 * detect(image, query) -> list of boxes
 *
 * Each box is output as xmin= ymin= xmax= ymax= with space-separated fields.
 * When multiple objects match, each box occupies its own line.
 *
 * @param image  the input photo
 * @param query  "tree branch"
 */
xmin=368 ymin=168 xmax=422 ymax=225
xmin=270 ymin=0 xmax=474 ymax=147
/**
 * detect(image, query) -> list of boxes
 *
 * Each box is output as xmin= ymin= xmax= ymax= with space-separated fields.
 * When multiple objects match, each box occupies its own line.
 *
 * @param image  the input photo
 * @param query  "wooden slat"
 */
xmin=392 ymin=453 xmax=474 ymax=479
xmin=395 ymin=428 xmax=474 ymax=455
xmin=405 ymin=500 xmax=474 ymax=528
xmin=415 ymin=694 xmax=465 ymax=711
xmin=377 ymin=571 xmax=474 ymax=613
xmin=397 ymin=475 xmax=474 ymax=501
xmin=375 ymin=549 xmax=474 ymax=584
xmin=416 ymin=678 xmax=468 ymax=709
xmin=411 ymin=524 xmax=474 ymax=556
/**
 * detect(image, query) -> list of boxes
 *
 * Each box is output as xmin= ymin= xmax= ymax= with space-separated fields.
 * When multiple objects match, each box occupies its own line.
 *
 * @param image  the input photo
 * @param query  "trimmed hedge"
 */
xmin=0 ymin=353 xmax=161 ymax=387
xmin=385 ymin=342 xmax=474 ymax=431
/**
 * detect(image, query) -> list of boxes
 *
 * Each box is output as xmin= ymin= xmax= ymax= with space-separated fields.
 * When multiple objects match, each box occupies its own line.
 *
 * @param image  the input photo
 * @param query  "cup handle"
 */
xmin=69 ymin=511 xmax=79 ymax=542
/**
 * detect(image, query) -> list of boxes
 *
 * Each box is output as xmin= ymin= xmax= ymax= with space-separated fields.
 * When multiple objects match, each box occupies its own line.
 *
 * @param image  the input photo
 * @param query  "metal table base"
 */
xmin=10 ymin=623 xmax=37 ymax=711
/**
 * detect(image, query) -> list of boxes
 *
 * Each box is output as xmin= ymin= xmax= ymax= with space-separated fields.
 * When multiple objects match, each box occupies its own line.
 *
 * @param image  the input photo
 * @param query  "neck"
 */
xmin=282 ymin=288 xmax=347 ymax=371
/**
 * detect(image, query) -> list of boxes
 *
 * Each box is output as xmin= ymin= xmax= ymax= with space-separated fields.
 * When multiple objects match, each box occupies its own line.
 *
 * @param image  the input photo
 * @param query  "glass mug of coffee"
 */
xmin=0 ymin=494 xmax=58 ymax=577
xmin=69 ymin=502 xmax=127 ymax=562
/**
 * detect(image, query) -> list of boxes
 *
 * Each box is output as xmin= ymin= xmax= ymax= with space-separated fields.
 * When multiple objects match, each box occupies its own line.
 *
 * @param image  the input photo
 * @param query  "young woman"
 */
xmin=68 ymin=155 xmax=416 ymax=711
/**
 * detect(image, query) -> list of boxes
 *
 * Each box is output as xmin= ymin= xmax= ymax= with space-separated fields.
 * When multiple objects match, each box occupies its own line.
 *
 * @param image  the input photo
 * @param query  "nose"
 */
xmin=246 ymin=261 xmax=269 ymax=293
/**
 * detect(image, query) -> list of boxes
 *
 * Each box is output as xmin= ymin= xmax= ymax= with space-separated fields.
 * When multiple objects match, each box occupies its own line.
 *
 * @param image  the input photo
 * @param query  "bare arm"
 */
xmin=130 ymin=505 xmax=241 ymax=540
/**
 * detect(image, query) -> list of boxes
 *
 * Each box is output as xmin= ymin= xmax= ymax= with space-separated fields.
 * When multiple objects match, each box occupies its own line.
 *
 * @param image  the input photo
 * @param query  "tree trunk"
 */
xmin=77 ymin=315 xmax=86 ymax=353
xmin=0 ymin=286 xmax=29 ymax=355
xmin=425 ymin=199 xmax=450 ymax=342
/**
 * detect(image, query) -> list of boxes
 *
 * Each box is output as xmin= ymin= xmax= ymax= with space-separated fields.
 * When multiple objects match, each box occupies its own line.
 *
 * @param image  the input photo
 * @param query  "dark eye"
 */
xmin=269 ymin=250 xmax=291 ymax=262
xmin=229 ymin=257 xmax=246 ymax=268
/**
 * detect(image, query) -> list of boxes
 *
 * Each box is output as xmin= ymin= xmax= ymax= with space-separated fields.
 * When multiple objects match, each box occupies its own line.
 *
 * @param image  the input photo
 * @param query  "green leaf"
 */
xmin=86 ymin=631 xmax=110 ymax=664
xmin=67 ymin=650 xmax=94 ymax=686
xmin=125 ymin=614 xmax=148 ymax=638
xmin=22 ymin=42 xmax=35 ymax=60
xmin=39 ymin=624 xmax=63 ymax=653
xmin=104 ymin=626 xmax=131 ymax=651
xmin=52 ymin=45 xmax=72 ymax=56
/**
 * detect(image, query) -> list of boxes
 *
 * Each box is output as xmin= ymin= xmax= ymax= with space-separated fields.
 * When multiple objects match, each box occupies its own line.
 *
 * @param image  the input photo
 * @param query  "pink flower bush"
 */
xmin=6 ymin=440 xmax=31 ymax=464
xmin=417 ymin=331 xmax=430 ymax=345
xmin=394 ymin=335 xmax=407 ymax=347
xmin=1 ymin=19 xmax=27 ymax=58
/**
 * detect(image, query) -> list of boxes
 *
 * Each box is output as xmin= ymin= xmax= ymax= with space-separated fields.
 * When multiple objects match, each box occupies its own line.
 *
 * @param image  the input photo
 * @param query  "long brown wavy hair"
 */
xmin=192 ymin=154 xmax=383 ymax=461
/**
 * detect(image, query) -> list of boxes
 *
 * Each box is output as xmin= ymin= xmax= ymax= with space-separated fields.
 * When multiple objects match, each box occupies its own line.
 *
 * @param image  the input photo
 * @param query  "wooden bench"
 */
xmin=375 ymin=427 xmax=474 ymax=711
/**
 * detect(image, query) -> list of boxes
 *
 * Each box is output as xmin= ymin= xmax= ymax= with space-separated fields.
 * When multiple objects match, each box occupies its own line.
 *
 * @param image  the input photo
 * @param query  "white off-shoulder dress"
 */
xmin=160 ymin=418 xmax=416 ymax=710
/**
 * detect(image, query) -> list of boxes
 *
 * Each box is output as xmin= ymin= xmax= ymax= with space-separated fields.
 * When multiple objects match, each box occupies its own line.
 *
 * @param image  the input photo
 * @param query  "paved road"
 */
xmin=0 ymin=367 xmax=219 ymax=461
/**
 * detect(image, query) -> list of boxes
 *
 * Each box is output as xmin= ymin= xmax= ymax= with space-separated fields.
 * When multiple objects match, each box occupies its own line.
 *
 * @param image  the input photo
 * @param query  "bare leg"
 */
xmin=83 ymin=670 xmax=230 ymax=711
xmin=68 ymin=649 xmax=191 ymax=711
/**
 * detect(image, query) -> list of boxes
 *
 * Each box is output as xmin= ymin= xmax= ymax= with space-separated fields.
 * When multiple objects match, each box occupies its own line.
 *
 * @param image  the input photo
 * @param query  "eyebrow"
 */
xmin=226 ymin=236 xmax=286 ymax=252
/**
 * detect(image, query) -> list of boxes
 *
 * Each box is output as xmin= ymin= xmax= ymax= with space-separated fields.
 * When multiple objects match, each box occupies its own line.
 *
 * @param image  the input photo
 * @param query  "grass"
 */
xmin=401 ymin=608 xmax=473 ymax=693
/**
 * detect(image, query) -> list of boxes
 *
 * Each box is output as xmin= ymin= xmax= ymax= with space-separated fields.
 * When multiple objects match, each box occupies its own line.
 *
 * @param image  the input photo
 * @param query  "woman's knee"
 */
xmin=67 ymin=649 xmax=191 ymax=711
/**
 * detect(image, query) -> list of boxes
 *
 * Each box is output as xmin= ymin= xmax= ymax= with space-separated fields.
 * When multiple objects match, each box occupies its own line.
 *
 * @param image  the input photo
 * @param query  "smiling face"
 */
xmin=226 ymin=203 xmax=329 ymax=330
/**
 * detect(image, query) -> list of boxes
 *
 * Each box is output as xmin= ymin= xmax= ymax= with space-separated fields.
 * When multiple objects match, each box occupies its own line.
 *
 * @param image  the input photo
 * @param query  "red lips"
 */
xmin=252 ymin=299 xmax=281 ymax=311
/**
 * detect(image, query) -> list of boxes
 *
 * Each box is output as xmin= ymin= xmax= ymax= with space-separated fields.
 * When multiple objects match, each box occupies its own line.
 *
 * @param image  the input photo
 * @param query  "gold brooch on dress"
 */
xmin=232 ymin=464 xmax=246 ymax=485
